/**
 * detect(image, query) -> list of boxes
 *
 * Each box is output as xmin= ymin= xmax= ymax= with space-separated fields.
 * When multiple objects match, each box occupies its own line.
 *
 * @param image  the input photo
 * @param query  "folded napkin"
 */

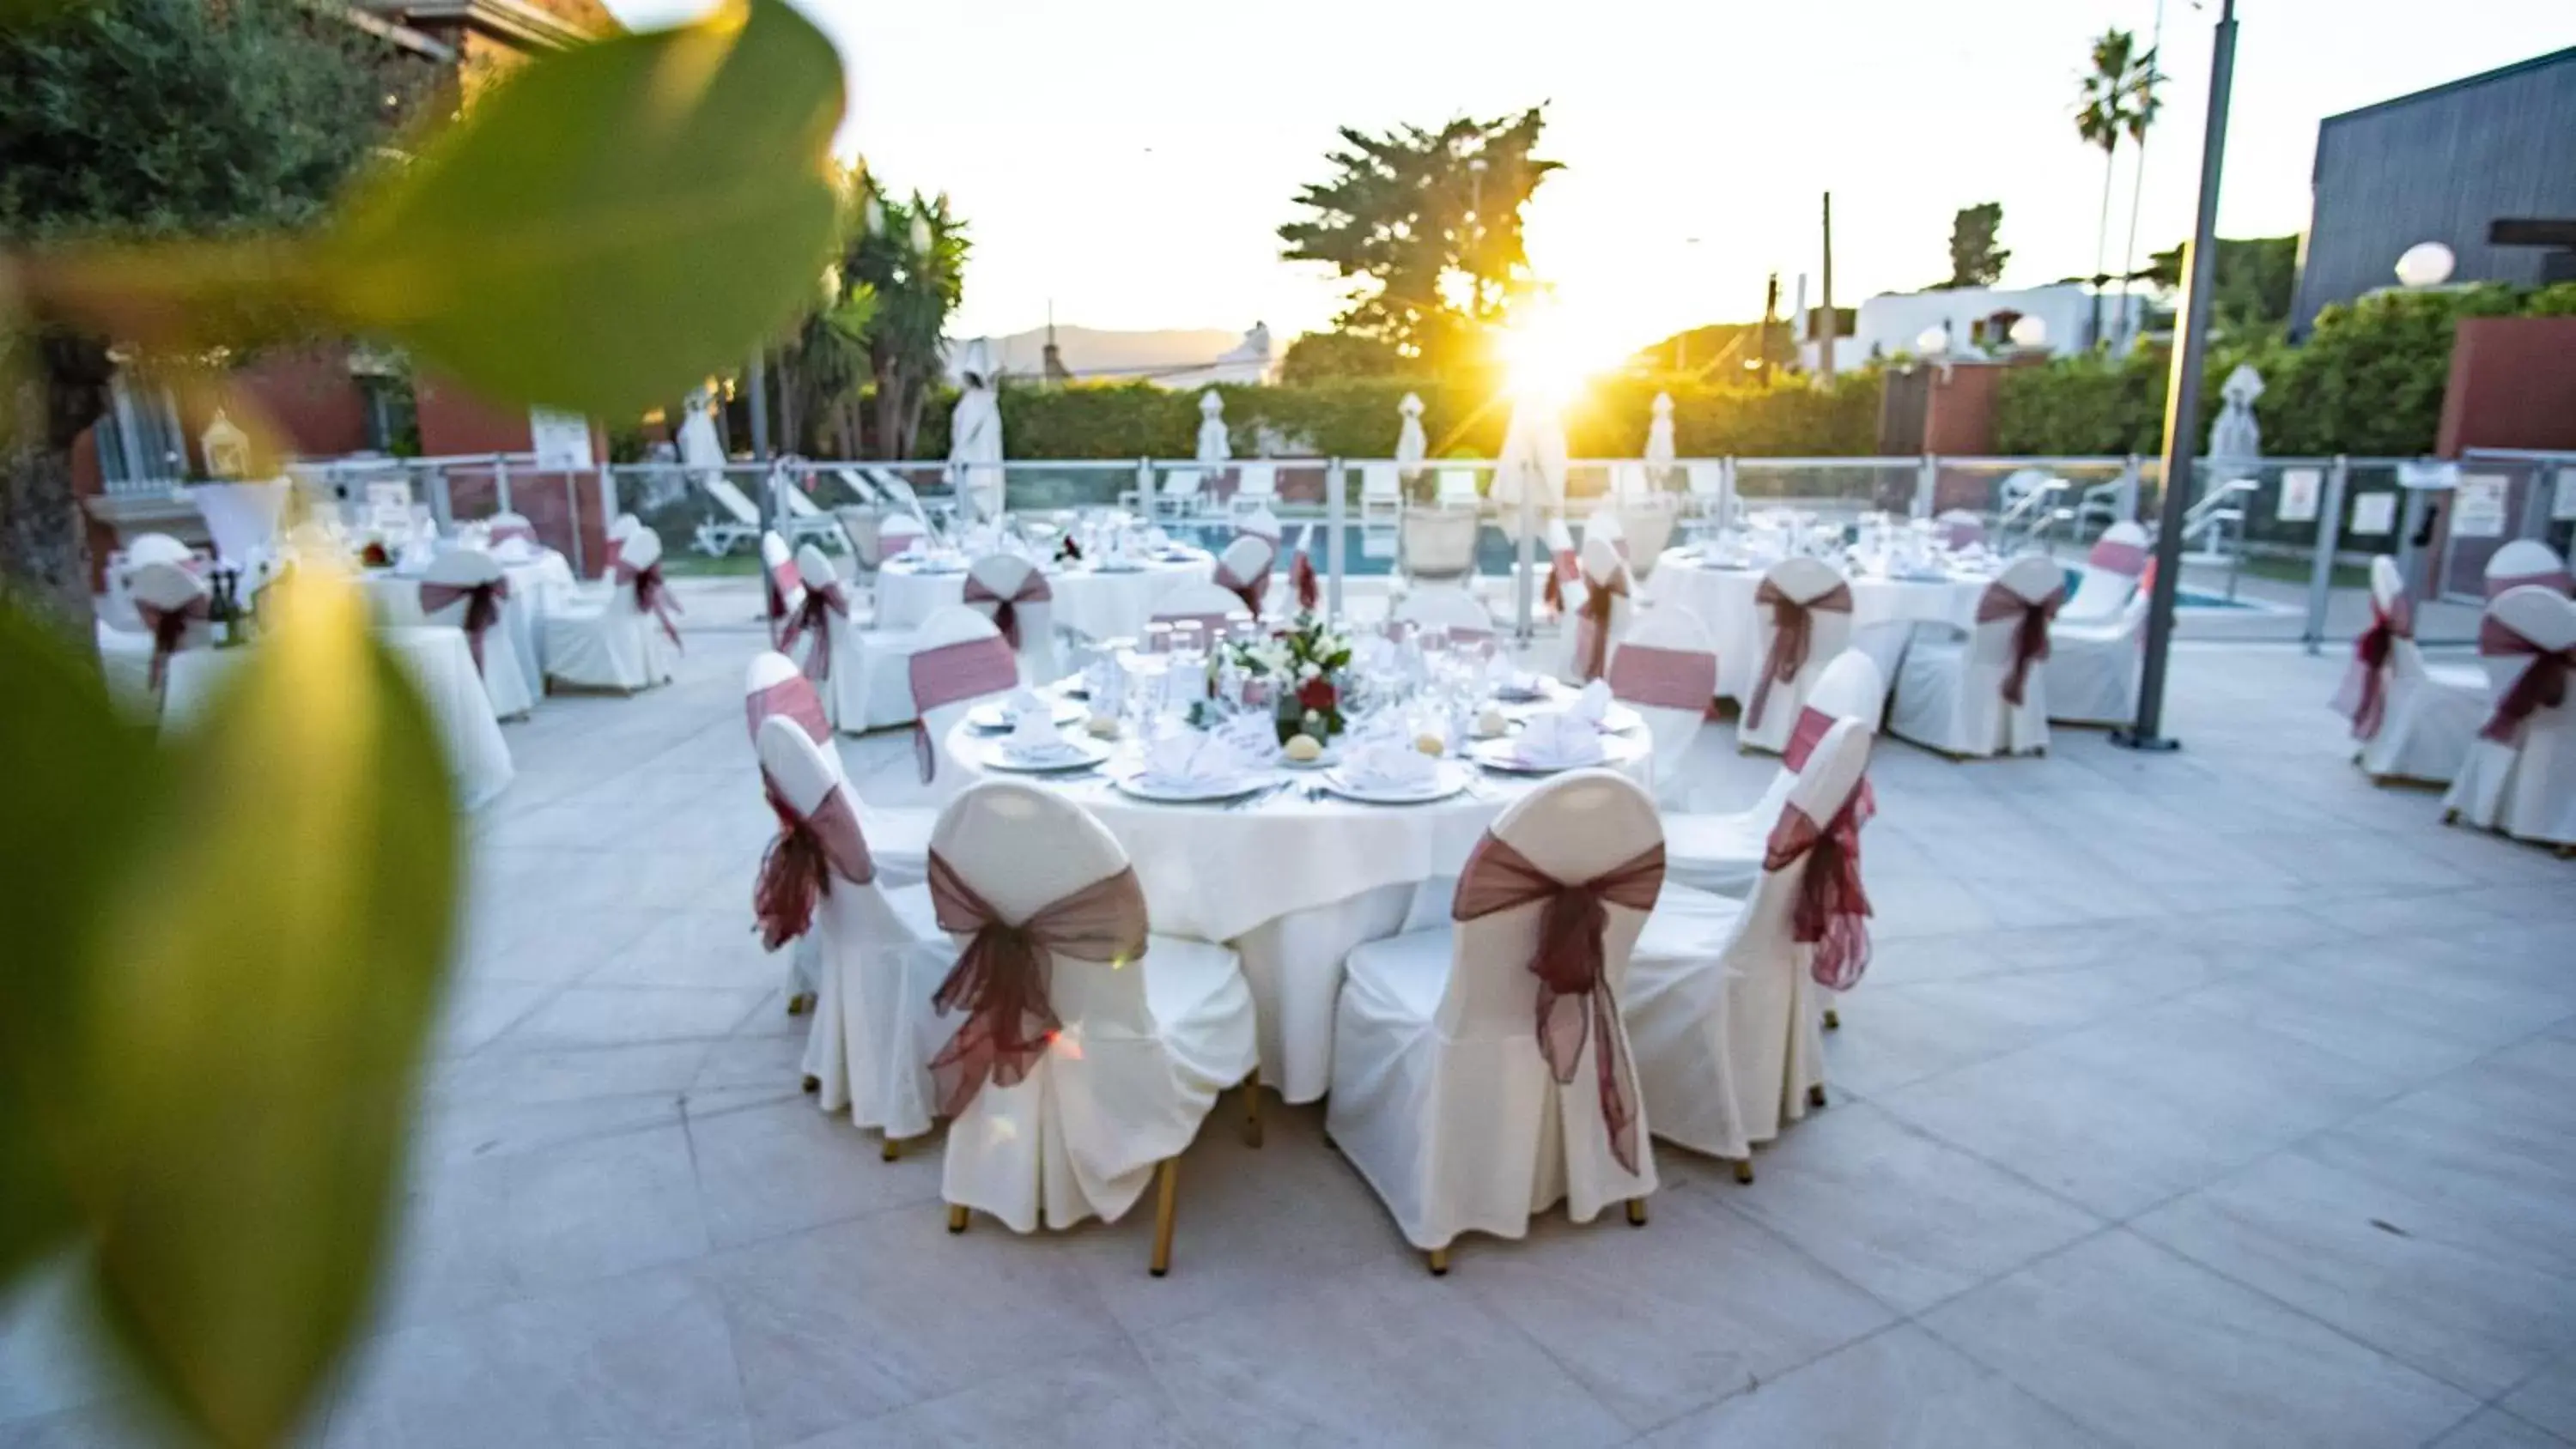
xmin=1216 ymin=712 xmax=1280 ymax=761
xmin=1142 ymin=730 xmax=1255 ymax=788
xmin=1572 ymin=679 xmax=1613 ymax=724
xmin=1006 ymin=688 xmax=1051 ymax=724
xmin=1516 ymin=710 xmax=1607 ymax=767
xmin=1005 ymin=709 xmax=1074 ymax=760
xmin=1341 ymin=740 xmax=1438 ymax=790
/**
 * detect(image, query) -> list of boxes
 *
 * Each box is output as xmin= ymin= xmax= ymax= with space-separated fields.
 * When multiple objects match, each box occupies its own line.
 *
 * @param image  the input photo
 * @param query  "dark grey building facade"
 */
xmin=2291 ymin=46 xmax=2576 ymax=335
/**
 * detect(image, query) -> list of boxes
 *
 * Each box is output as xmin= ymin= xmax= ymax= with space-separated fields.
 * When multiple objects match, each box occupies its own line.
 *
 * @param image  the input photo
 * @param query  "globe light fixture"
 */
xmin=2008 ymin=314 xmax=2048 ymax=349
xmin=1915 ymin=324 xmax=1951 ymax=357
xmin=2394 ymin=241 xmax=2455 ymax=288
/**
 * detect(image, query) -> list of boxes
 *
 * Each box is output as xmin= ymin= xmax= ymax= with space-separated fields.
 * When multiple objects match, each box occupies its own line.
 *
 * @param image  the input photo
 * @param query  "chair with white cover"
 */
xmin=1284 ymin=522 xmax=1323 ymax=615
xmin=543 ymin=524 xmax=679 ymax=692
xmin=419 ymin=547 xmax=534 ymax=719
xmin=124 ymin=559 xmax=212 ymax=699
xmin=1615 ymin=498 xmax=1680 ymax=582
xmin=1740 ymin=557 xmax=1856 ymax=755
xmin=1564 ymin=534 xmax=1634 ymax=684
xmin=745 ymin=652 xmax=928 ymax=884
xmin=1889 ymin=555 xmax=2063 ymax=758
xmin=2047 ymin=576 xmax=2151 ymax=726
xmin=930 ymin=780 xmax=1259 ymax=1272
xmin=2443 ymin=585 xmax=2576 ymax=849
xmin=596 ymin=512 xmax=641 ymax=580
xmin=485 ymin=512 xmax=540 ymax=552
xmin=1391 ymin=587 xmax=1496 ymax=646
xmin=961 ymin=551 xmax=1060 ymax=683
xmin=833 ymin=503 xmax=884 ymax=573
xmin=1607 ymin=605 xmax=1717 ymax=806
xmin=1397 ymin=506 xmax=1479 ymax=593
xmin=2336 ymin=556 xmax=2486 ymax=785
xmin=1533 ymin=515 xmax=1581 ymax=618
xmin=2063 ymin=521 xmax=2150 ymax=620
xmin=760 ymin=530 xmax=805 ymax=640
xmin=1582 ymin=504 xmax=1627 ymax=561
xmin=2484 ymin=539 xmax=2573 ymax=598
xmin=100 ymin=533 xmax=197 ymax=634
xmin=746 ymin=715 xmax=952 ymax=1151
xmin=1665 ymin=649 xmax=1882 ymax=899
xmin=899 ymin=607 xmax=1022 ymax=798
xmin=1683 ymin=462 xmax=1727 ymax=520
xmin=777 ymin=543 xmax=860 ymax=716
xmin=1327 ymin=770 xmax=1663 ymax=1270
xmin=878 ymin=510 xmax=927 ymax=561
xmin=1625 ymin=716 xmax=1871 ymax=1166
xmin=1212 ymin=533 xmax=1277 ymax=621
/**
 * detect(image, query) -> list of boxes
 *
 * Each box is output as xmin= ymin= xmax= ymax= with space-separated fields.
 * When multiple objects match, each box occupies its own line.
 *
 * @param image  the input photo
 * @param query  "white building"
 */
xmin=1801 ymin=283 xmax=2154 ymax=370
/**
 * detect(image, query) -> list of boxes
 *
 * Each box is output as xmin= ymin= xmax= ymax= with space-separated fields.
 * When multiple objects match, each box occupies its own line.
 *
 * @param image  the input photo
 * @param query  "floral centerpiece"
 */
xmin=1226 ymin=611 xmax=1354 ymax=743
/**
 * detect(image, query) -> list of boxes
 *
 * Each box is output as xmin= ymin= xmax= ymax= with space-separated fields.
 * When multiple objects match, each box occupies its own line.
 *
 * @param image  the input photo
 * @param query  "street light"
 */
xmin=2008 ymin=314 xmax=2048 ymax=349
xmin=2395 ymin=241 xmax=2456 ymax=288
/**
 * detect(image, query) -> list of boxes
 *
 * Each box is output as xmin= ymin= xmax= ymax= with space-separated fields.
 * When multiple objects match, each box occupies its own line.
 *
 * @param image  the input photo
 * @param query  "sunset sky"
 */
xmin=610 ymin=0 xmax=2573 ymax=365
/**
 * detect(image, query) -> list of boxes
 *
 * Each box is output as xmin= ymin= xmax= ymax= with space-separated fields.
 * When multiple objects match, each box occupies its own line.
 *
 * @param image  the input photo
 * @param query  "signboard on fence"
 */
xmin=530 ymin=408 xmax=596 ymax=471
xmin=2451 ymin=473 xmax=2511 ymax=538
xmin=364 ymin=480 xmax=412 ymax=512
xmin=2276 ymin=468 xmax=2322 ymax=523
xmin=2349 ymin=492 xmax=2397 ymax=536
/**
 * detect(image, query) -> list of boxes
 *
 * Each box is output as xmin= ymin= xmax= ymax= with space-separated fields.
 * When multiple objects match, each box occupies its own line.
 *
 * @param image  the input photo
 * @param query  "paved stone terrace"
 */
xmin=4 ymin=595 xmax=2571 ymax=1448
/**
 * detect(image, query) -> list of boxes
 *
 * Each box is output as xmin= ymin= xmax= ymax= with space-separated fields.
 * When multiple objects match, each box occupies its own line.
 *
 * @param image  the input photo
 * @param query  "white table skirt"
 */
xmin=360 ymin=550 xmax=575 ymax=692
xmin=1643 ymin=552 xmax=1996 ymax=702
xmin=161 ymin=626 xmax=514 ymax=811
xmin=876 ymin=555 xmax=1215 ymax=640
xmin=941 ymin=721 xmax=1656 ymax=1101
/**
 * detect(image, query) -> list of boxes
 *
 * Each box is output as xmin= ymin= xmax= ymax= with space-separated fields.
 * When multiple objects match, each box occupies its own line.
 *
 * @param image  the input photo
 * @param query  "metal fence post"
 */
xmin=1913 ymin=455 xmax=1937 ymax=518
xmin=1135 ymin=457 xmax=1156 ymax=522
xmin=428 ymin=467 xmax=453 ymax=531
xmin=1514 ymin=464 xmax=1537 ymax=644
xmin=2301 ymin=457 xmax=2349 ymax=653
xmin=492 ymin=453 xmax=512 ymax=514
xmin=563 ymin=473 xmax=586 ymax=577
xmin=1323 ymin=458 xmax=1346 ymax=621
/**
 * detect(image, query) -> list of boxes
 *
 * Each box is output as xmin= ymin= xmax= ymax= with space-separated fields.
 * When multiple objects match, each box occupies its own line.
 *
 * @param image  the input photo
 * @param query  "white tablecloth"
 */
xmin=161 ymin=626 xmax=514 ymax=811
xmin=876 ymin=553 xmax=1215 ymax=640
xmin=359 ymin=550 xmax=576 ymax=692
xmin=941 ymin=718 xmax=1656 ymax=1101
xmin=1643 ymin=551 xmax=1996 ymax=702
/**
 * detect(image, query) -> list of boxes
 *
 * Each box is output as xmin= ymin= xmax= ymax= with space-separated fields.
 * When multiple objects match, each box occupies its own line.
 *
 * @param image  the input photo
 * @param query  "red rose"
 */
xmin=1297 ymin=677 xmax=1337 ymax=712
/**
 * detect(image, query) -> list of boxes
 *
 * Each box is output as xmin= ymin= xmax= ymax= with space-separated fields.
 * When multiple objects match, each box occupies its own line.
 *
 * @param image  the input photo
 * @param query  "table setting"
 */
xmin=873 ymin=512 xmax=1216 ymax=638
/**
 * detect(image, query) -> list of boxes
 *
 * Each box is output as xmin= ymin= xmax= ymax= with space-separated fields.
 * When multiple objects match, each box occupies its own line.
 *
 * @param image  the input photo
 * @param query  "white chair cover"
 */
xmin=1667 ymin=649 xmax=1883 ymax=899
xmin=1607 ymin=604 xmax=1717 ymax=806
xmin=2482 ymin=540 xmax=2572 ymax=599
xmin=744 ymin=652 xmax=928 ymax=884
xmin=542 ymin=525 xmax=677 ymax=691
xmin=2442 ymin=585 xmax=2576 ymax=846
xmin=760 ymin=530 xmax=805 ymax=638
xmin=2340 ymin=556 xmax=2485 ymax=784
xmin=1626 ymin=717 xmax=1870 ymax=1156
xmin=1399 ymin=506 xmax=1479 ymax=588
xmin=419 ymin=546 xmax=534 ymax=719
xmin=1888 ymin=554 xmax=2061 ymax=758
xmin=962 ymin=552 xmax=1060 ymax=683
xmin=1234 ymin=497 xmax=1282 ymax=540
xmin=904 ymin=607 xmax=1020 ymax=802
xmin=1327 ymin=769 xmax=1662 ymax=1252
xmin=1391 ymin=587 xmax=1497 ymax=644
xmin=1741 ymin=557 xmax=1856 ymax=755
xmin=931 ymin=781 xmax=1257 ymax=1233
xmin=123 ymin=558 xmax=212 ymax=695
xmin=1212 ymin=534 xmax=1276 ymax=621
xmin=836 ymin=582 xmax=1012 ymax=735
xmin=1582 ymin=504 xmax=1627 ymax=561
xmin=2047 ymin=584 xmax=2150 ymax=726
xmin=776 ymin=544 xmax=860 ymax=724
xmin=2063 ymin=521 xmax=2150 ymax=620
xmin=1563 ymin=534 xmax=1634 ymax=684
xmin=1615 ymin=499 xmax=1679 ymax=580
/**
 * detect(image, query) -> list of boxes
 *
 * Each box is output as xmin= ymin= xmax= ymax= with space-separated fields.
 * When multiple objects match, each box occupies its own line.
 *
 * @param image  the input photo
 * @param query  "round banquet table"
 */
xmin=358 ymin=549 xmax=576 ymax=693
xmin=161 ymin=626 xmax=515 ymax=811
xmin=1643 ymin=550 xmax=2000 ymax=703
xmin=939 ymin=715 xmax=1656 ymax=1103
xmin=874 ymin=552 xmax=1215 ymax=640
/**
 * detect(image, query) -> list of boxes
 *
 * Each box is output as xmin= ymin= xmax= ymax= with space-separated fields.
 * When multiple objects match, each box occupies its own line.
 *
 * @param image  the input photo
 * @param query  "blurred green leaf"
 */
xmin=317 ymin=0 xmax=845 ymax=416
xmin=76 ymin=575 xmax=461 ymax=1448
xmin=0 ymin=607 xmax=157 ymax=1286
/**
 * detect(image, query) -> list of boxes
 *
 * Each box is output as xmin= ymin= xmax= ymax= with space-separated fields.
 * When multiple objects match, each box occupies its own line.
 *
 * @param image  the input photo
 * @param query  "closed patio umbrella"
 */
xmin=948 ymin=337 xmax=1005 ymax=520
xmin=1395 ymin=391 xmax=1428 ymax=483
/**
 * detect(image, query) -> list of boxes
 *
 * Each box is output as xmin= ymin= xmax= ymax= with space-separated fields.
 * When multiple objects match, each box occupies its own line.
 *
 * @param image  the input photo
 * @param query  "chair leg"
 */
xmin=880 ymin=1135 xmax=901 ymax=1162
xmin=1625 ymin=1197 xmax=1648 ymax=1227
xmin=1148 ymin=1158 xmax=1181 ymax=1277
xmin=787 ymin=992 xmax=814 ymax=1016
xmin=1242 ymin=1067 xmax=1264 ymax=1149
xmin=1425 ymin=1246 xmax=1449 ymax=1276
xmin=945 ymin=1204 xmax=969 ymax=1234
xmin=1733 ymin=1157 xmax=1756 ymax=1185
xmin=1823 ymin=1007 xmax=1841 ymax=1031
xmin=1808 ymin=1083 xmax=1829 ymax=1110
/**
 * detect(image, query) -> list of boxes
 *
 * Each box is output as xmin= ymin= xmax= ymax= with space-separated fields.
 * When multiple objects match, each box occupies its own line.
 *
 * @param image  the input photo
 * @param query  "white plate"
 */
xmin=1498 ymin=699 xmax=1645 ymax=735
xmin=968 ymin=698 xmax=1086 ymax=732
xmin=979 ymin=737 xmax=1111 ymax=773
xmin=1111 ymin=770 xmax=1273 ymax=803
xmin=1319 ymin=760 xmax=1470 ymax=804
xmin=1467 ymin=736 xmax=1643 ymax=775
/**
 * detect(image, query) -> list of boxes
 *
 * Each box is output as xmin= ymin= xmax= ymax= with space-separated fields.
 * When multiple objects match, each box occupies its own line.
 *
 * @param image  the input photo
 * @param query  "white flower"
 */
xmin=1298 ymin=661 xmax=1321 ymax=680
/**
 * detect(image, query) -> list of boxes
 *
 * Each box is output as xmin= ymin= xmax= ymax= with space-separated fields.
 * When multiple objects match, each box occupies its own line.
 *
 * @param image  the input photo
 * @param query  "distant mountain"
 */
xmin=957 ymin=324 xmax=1248 ymax=381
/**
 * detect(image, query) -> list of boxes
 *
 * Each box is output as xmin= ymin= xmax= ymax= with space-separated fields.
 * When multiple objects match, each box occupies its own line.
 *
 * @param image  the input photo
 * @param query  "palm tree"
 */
xmin=2075 ymin=29 xmax=2159 ymax=347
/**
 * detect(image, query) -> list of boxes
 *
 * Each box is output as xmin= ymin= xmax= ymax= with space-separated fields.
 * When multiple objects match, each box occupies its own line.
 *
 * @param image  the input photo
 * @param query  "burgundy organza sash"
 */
xmin=1763 ymin=795 xmax=1873 ymax=990
xmin=1543 ymin=546 xmax=1580 ymax=613
xmin=2087 ymin=537 xmax=2150 ymax=578
xmin=1450 ymin=833 xmax=1664 ymax=1176
xmin=1292 ymin=549 xmax=1320 ymax=611
xmin=908 ymin=635 xmax=1018 ymax=780
xmin=1573 ymin=569 xmax=1630 ymax=683
xmin=925 ymin=852 xmax=1150 ymax=1118
xmin=2476 ymin=618 xmax=2575 ymax=744
xmin=619 ymin=560 xmax=684 ymax=647
xmin=1747 ymin=580 xmax=1853 ymax=729
xmin=2488 ymin=569 xmax=2574 ymax=600
xmin=1607 ymin=643 xmax=1716 ymax=712
xmin=744 ymin=676 xmax=830 ymax=745
xmin=1214 ymin=558 xmax=1270 ymax=620
xmin=1782 ymin=706 xmax=1877 ymax=823
xmin=763 ymin=558 xmax=803 ymax=630
xmin=1977 ymin=582 xmax=2064 ymax=706
xmin=751 ymin=773 xmax=874 ymax=950
xmin=962 ymin=569 xmax=1053 ymax=649
xmin=2332 ymin=594 xmax=2413 ymax=741
xmin=779 ymin=581 xmax=850 ymax=682
xmin=137 ymin=596 xmax=209 ymax=692
xmin=419 ymin=575 xmax=511 ymax=672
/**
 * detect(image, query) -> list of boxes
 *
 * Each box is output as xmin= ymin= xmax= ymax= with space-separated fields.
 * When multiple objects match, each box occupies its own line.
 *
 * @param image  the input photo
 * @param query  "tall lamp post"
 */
xmin=2116 ymin=0 xmax=2238 ymax=753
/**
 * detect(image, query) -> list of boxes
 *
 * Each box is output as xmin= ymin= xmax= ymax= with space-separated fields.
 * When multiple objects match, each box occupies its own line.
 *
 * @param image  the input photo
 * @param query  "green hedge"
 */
xmin=908 ymin=371 xmax=1884 ymax=461
xmin=1996 ymin=282 xmax=2576 ymax=458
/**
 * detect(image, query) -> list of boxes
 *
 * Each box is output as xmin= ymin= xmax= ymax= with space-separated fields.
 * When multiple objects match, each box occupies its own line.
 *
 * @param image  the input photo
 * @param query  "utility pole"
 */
xmin=2117 ymin=0 xmax=2237 ymax=754
xmin=1819 ymin=192 xmax=1838 ymax=382
xmin=1760 ymin=272 xmax=1781 ymax=383
xmin=1467 ymin=156 xmax=1490 ymax=323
